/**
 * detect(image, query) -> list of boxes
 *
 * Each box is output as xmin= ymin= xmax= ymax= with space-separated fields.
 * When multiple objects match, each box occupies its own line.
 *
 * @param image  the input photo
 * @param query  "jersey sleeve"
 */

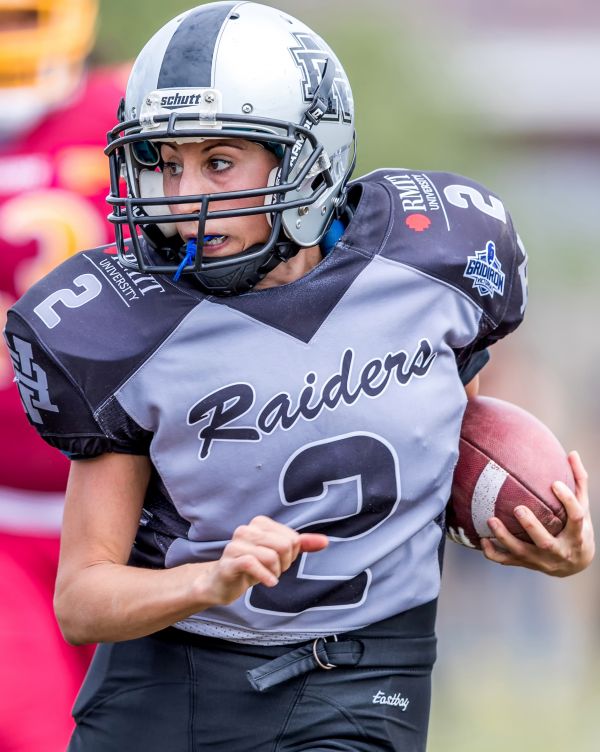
xmin=1 ymin=245 xmax=190 ymax=460
xmin=4 ymin=310 xmax=152 ymax=459
xmin=456 ymin=347 xmax=490 ymax=385
xmin=452 ymin=208 xmax=528 ymax=382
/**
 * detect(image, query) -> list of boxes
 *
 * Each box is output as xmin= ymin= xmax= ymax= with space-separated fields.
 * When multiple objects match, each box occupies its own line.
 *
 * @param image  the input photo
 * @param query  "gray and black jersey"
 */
xmin=4 ymin=169 xmax=527 ymax=644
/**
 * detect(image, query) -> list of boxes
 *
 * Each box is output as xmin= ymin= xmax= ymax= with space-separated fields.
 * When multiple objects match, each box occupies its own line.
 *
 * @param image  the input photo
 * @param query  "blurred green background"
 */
xmin=94 ymin=1 xmax=600 ymax=749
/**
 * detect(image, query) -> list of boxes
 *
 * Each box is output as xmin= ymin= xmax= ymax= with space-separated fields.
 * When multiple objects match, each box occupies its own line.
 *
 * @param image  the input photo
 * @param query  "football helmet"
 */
xmin=105 ymin=1 xmax=356 ymax=295
xmin=0 ymin=0 xmax=98 ymax=137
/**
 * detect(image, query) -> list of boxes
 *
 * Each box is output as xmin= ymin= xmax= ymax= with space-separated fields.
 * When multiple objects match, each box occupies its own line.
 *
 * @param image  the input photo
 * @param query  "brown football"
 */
xmin=447 ymin=396 xmax=573 ymax=550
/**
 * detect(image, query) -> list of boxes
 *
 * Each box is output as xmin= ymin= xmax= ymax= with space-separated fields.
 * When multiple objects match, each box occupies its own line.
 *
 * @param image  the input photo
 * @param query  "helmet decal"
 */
xmin=157 ymin=2 xmax=239 ymax=89
xmin=289 ymin=33 xmax=353 ymax=124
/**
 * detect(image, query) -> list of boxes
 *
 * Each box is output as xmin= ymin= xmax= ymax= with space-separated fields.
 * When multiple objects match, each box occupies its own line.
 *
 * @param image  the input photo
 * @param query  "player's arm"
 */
xmin=54 ymin=452 xmax=327 ymax=645
xmin=463 ymin=375 xmax=479 ymax=398
xmin=481 ymin=450 xmax=594 ymax=576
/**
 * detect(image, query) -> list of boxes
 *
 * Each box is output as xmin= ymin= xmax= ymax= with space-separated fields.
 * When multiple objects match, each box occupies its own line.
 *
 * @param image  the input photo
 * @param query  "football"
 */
xmin=447 ymin=396 xmax=574 ymax=550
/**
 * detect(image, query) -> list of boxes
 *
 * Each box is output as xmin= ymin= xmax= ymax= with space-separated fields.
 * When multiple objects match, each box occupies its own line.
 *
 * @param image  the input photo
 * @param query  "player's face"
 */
xmin=160 ymin=139 xmax=279 ymax=257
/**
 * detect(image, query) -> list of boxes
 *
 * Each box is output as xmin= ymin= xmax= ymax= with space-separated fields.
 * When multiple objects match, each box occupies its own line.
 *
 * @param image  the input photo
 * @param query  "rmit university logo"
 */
xmin=289 ymin=33 xmax=352 ymax=123
xmin=463 ymin=240 xmax=505 ymax=298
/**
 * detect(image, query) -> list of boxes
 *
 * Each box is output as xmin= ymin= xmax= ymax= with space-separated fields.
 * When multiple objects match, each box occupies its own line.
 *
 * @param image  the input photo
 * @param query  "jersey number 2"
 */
xmin=443 ymin=184 xmax=507 ymax=224
xmin=247 ymin=433 xmax=400 ymax=615
xmin=33 ymin=273 xmax=102 ymax=329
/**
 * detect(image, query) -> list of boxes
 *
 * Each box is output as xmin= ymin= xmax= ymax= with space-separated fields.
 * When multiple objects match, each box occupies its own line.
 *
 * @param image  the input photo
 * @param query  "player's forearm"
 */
xmin=54 ymin=561 xmax=218 ymax=645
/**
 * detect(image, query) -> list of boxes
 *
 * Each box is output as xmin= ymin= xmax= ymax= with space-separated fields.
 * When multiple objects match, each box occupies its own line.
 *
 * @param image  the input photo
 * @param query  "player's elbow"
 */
xmin=53 ymin=584 xmax=95 ymax=646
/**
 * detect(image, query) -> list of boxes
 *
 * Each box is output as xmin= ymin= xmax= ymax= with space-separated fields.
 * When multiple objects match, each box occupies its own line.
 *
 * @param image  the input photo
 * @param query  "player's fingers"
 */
xmin=298 ymin=533 xmax=329 ymax=552
xmin=552 ymin=480 xmax=585 ymax=532
xmin=237 ymin=518 xmax=283 ymax=541
xmin=228 ymin=554 xmax=279 ymax=587
xmin=233 ymin=520 xmax=299 ymax=555
xmin=244 ymin=518 xmax=329 ymax=562
xmin=567 ymin=450 xmax=589 ymax=508
xmin=226 ymin=539 xmax=286 ymax=578
xmin=482 ymin=532 xmax=556 ymax=573
xmin=244 ymin=517 xmax=303 ymax=559
xmin=238 ymin=530 xmax=299 ymax=569
xmin=512 ymin=505 xmax=563 ymax=551
xmin=248 ymin=515 xmax=299 ymax=538
xmin=254 ymin=545 xmax=285 ymax=578
xmin=480 ymin=537 xmax=517 ymax=566
xmin=264 ymin=528 xmax=303 ymax=571
xmin=487 ymin=516 xmax=532 ymax=559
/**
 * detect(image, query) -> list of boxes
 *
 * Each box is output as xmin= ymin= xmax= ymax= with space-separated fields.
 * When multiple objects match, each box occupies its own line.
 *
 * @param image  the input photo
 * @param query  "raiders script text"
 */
xmin=188 ymin=339 xmax=437 ymax=459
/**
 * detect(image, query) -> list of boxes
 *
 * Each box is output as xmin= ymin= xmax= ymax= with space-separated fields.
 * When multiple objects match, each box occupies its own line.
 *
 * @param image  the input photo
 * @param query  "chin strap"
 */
xmin=192 ymin=244 xmax=284 ymax=295
xmin=169 ymin=235 xmax=294 ymax=295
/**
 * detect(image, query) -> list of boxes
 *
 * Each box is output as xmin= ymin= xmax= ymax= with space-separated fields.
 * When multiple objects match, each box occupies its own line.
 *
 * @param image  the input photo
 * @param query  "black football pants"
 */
xmin=68 ymin=601 xmax=437 ymax=752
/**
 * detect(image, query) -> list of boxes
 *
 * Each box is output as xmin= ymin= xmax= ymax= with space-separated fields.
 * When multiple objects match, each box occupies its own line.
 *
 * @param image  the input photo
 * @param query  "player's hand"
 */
xmin=202 ymin=516 xmax=328 ymax=605
xmin=481 ymin=451 xmax=595 ymax=577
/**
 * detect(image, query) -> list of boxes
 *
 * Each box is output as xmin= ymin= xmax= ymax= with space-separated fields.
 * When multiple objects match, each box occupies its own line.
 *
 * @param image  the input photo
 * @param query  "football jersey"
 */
xmin=0 ymin=66 xmax=126 ymax=493
xmin=4 ymin=168 xmax=528 ymax=642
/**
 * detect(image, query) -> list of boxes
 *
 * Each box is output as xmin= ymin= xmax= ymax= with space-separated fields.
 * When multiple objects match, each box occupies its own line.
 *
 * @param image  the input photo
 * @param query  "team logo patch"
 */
xmin=463 ymin=240 xmax=505 ymax=298
xmin=7 ymin=336 xmax=59 ymax=424
xmin=405 ymin=214 xmax=431 ymax=232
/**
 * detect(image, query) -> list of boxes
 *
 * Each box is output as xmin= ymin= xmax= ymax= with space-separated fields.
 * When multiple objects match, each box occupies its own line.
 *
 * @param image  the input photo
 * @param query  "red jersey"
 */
xmin=0 ymin=66 xmax=127 ymax=492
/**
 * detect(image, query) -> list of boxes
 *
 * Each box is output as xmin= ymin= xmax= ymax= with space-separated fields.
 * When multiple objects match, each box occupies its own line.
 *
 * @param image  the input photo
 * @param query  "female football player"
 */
xmin=4 ymin=3 xmax=594 ymax=750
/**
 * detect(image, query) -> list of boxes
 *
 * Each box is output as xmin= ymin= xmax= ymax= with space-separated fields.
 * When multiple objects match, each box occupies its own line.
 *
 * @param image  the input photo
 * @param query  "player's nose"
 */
xmin=180 ymin=162 xmax=210 ymax=195
xmin=172 ymin=167 xmax=224 ymax=225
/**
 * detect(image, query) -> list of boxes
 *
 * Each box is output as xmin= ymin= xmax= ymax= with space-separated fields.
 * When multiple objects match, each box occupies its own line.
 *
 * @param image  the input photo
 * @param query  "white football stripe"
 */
xmin=0 ymin=486 xmax=64 ymax=533
xmin=472 ymin=461 xmax=508 ymax=538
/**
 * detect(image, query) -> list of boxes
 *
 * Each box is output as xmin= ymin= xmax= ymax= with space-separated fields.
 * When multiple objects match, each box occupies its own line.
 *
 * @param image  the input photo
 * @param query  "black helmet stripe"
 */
xmin=157 ymin=2 xmax=240 ymax=88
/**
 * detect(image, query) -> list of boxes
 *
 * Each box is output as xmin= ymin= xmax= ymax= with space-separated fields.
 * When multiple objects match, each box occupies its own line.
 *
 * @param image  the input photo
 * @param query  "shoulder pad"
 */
xmin=9 ymin=247 xmax=198 ymax=408
xmin=358 ymin=168 xmax=528 ymax=338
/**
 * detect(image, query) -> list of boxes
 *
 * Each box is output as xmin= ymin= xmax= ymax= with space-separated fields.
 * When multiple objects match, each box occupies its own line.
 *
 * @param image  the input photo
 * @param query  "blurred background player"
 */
xmin=0 ymin=1 xmax=125 ymax=749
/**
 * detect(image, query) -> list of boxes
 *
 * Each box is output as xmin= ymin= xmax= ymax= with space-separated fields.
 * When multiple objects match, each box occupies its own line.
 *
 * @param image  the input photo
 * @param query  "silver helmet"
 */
xmin=106 ymin=1 xmax=355 ymax=295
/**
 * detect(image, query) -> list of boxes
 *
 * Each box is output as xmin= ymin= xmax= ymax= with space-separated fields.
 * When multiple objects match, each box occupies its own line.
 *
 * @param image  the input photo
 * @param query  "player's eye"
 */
xmin=207 ymin=157 xmax=232 ymax=173
xmin=163 ymin=161 xmax=183 ymax=177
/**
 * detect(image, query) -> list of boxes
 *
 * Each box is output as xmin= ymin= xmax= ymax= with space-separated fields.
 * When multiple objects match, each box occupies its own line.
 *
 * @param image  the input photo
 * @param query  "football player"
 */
xmin=3 ymin=3 xmax=594 ymax=751
xmin=0 ymin=1 xmax=125 ymax=749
